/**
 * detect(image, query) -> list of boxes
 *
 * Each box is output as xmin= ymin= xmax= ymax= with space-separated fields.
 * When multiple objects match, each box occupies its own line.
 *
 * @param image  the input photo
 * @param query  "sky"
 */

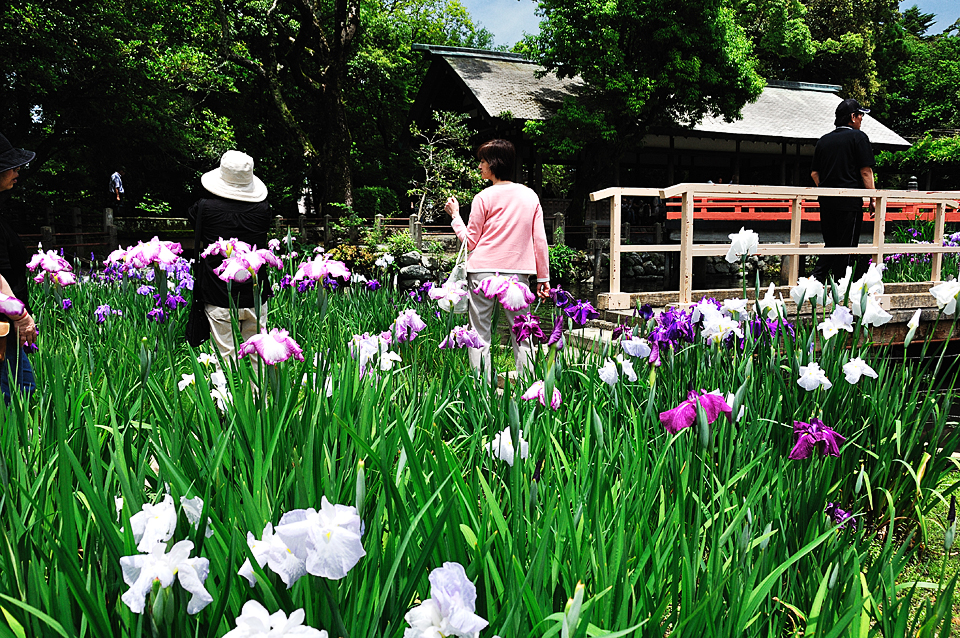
xmin=459 ymin=0 xmax=959 ymax=49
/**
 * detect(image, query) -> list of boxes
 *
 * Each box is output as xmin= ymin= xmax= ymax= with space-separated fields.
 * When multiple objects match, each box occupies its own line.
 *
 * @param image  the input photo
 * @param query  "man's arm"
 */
xmin=860 ymin=167 xmax=875 ymax=189
xmin=811 ymin=171 xmax=820 ymax=186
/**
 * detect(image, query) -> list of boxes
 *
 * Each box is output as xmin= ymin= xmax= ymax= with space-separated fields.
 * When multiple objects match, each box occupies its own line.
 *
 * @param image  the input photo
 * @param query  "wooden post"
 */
xmin=554 ymin=212 xmax=565 ymax=246
xmin=299 ymin=214 xmax=306 ymax=237
xmin=46 ymin=207 xmax=56 ymax=234
xmin=409 ymin=213 xmax=416 ymax=235
xmin=932 ymin=201 xmax=946 ymax=281
xmin=872 ymin=195 xmax=887 ymax=271
xmin=623 ymin=221 xmax=631 ymax=245
xmin=788 ymin=195 xmax=802 ymax=285
xmin=324 ymin=214 xmax=332 ymax=246
xmin=104 ymin=207 xmax=114 ymax=231
xmin=374 ymin=213 xmax=383 ymax=235
xmin=273 ymin=215 xmax=284 ymax=235
xmin=107 ymin=224 xmax=118 ymax=251
xmin=610 ymin=193 xmax=622 ymax=296
xmin=414 ymin=220 xmax=423 ymax=250
xmin=41 ymin=226 xmax=54 ymax=249
xmin=680 ymin=190 xmax=694 ymax=304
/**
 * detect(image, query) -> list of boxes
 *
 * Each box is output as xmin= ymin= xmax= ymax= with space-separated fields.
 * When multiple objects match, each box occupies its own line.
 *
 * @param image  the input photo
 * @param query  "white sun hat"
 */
xmin=200 ymin=150 xmax=268 ymax=202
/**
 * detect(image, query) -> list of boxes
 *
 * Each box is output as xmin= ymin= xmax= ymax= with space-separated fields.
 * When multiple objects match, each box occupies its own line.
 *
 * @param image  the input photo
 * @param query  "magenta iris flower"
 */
xmin=551 ymin=286 xmax=573 ymax=310
xmin=824 ymin=502 xmax=857 ymax=530
xmin=366 ymin=280 xmax=381 ymax=291
xmin=293 ymin=255 xmax=351 ymax=283
xmin=659 ymin=389 xmax=732 ymax=435
xmin=238 ymin=328 xmax=305 ymax=365
xmin=511 ymin=313 xmax=544 ymax=343
xmin=788 ymin=418 xmax=845 ymax=459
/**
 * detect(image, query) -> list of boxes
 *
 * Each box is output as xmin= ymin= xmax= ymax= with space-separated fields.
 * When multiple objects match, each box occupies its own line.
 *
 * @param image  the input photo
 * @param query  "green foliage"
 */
xmin=387 ymin=229 xmax=417 ymax=256
xmin=877 ymin=134 xmax=960 ymax=173
xmin=135 ymin=194 xmax=173 ymax=217
xmin=408 ymin=111 xmax=484 ymax=222
xmin=733 ymin=0 xmax=816 ymax=77
xmin=548 ymin=244 xmax=589 ymax=281
xmin=541 ymin=164 xmax=576 ymax=199
xmin=353 ymin=186 xmax=401 ymax=218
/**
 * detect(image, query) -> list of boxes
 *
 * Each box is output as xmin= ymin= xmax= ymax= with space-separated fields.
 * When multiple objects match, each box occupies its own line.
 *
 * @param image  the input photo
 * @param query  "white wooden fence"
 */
xmin=589 ymin=184 xmax=960 ymax=309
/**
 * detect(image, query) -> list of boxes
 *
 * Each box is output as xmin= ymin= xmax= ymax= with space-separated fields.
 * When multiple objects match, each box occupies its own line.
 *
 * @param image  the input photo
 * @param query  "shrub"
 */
xmin=387 ymin=229 xmax=416 ymax=256
xmin=549 ymin=244 xmax=589 ymax=281
xmin=353 ymin=186 xmax=400 ymax=218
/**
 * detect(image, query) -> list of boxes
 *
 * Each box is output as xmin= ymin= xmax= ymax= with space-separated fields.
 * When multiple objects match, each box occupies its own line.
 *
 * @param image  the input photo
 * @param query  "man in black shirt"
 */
xmin=810 ymin=98 xmax=876 ymax=282
xmin=0 ymin=132 xmax=39 ymax=401
xmin=188 ymin=151 xmax=273 ymax=364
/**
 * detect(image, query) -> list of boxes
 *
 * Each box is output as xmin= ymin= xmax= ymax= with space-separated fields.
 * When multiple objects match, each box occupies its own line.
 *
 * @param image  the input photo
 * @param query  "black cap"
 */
xmin=0 ymin=132 xmax=35 ymax=173
xmin=834 ymin=98 xmax=870 ymax=127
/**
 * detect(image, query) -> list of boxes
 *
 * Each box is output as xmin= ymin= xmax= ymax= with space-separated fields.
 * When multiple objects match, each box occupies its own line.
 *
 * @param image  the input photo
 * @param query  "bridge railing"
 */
xmin=589 ymin=184 xmax=960 ymax=309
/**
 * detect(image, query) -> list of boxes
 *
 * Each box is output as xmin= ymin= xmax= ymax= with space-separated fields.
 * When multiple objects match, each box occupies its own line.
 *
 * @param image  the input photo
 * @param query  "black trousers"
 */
xmin=811 ymin=207 xmax=864 ymax=283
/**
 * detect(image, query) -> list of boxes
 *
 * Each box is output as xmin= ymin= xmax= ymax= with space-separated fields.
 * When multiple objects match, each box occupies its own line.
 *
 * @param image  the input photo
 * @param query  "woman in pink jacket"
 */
xmin=445 ymin=139 xmax=550 ymax=382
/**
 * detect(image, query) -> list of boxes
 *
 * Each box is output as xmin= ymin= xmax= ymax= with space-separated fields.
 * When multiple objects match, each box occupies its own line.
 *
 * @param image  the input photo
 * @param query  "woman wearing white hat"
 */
xmin=0 ymin=131 xmax=39 ymax=401
xmin=188 ymin=150 xmax=273 ymax=364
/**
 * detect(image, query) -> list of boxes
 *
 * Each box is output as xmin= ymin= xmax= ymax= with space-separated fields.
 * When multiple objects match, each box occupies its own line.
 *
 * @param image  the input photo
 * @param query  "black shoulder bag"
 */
xmin=185 ymin=202 xmax=211 ymax=347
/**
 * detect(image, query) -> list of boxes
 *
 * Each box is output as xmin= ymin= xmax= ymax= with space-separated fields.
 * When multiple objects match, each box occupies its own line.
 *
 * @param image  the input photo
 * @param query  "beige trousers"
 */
xmin=204 ymin=303 xmax=268 ymax=367
xmin=467 ymin=272 xmax=534 ymax=384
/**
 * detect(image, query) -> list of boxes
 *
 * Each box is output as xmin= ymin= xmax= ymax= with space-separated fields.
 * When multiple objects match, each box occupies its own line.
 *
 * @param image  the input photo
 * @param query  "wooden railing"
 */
xmin=589 ymin=184 xmax=960 ymax=309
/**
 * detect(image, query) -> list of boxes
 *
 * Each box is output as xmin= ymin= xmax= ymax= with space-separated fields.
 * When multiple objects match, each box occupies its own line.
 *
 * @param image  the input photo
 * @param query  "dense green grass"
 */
xmin=1 ymin=260 xmax=959 ymax=637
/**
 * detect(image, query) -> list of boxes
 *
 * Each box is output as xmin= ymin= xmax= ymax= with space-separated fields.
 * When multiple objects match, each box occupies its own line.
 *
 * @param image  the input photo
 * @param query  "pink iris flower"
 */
xmin=293 ymin=255 xmax=351 ymax=283
xmin=0 ymin=292 xmax=26 ymax=317
xmin=238 ymin=328 xmax=305 ymax=365
xmin=475 ymin=274 xmax=536 ymax=312
xmin=213 ymin=248 xmax=283 ymax=283
xmin=49 ymin=270 xmax=77 ymax=286
xmin=521 ymin=380 xmax=562 ymax=410
xmin=428 ymin=280 xmax=469 ymax=311
xmin=123 ymin=237 xmax=183 ymax=268
xmin=659 ymin=389 xmax=732 ymax=435
xmin=200 ymin=237 xmax=253 ymax=259
xmin=27 ymin=249 xmax=72 ymax=274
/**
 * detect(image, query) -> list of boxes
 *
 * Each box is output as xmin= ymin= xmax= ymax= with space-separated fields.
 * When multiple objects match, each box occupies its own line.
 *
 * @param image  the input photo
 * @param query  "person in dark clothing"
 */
xmin=810 ymin=98 xmax=876 ymax=282
xmin=0 ymin=132 xmax=38 ymax=401
xmin=107 ymin=166 xmax=126 ymax=216
xmin=188 ymin=150 xmax=273 ymax=363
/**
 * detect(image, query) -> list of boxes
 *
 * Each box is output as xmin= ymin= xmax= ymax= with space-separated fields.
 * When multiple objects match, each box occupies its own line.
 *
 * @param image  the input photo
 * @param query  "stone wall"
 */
xmin=397 ymin=251 xmax=444 ymax=291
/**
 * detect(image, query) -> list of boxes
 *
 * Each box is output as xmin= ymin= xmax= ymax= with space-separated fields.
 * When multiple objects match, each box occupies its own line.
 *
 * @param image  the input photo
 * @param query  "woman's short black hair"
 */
xmin=477 ymin=139 xmax=516 ymax=181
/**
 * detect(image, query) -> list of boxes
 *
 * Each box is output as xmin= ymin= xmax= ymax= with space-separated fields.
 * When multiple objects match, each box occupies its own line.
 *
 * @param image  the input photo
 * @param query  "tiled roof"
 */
xmin=693 ymin=86 xmax=909 ymax=147
xmin=444 ymin=56 xmax=584 ymax=121
xmin=416 ymin=45 xmax=910 ymax=150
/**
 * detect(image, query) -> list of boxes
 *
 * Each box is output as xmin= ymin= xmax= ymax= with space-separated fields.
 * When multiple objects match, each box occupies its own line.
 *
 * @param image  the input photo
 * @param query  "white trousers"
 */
xmin=467 ymin=272 xmax=534 ymax=384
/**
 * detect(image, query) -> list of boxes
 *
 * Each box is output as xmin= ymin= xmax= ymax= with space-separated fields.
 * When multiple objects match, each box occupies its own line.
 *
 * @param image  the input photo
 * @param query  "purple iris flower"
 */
xmin=61 ymin=298 xmax=73 ymax=311
xmin=824 ymin=502 xmax=857 ymax=530
xmin=297 ymin=279 xmax=316 ymax=292
xmin=564 ymin=299 xmax=600 ymax=325
xmin=659 ymin=389 xmax=732 ymax=435
xmin=147 ymin=308 xmax=166 ymax=323
xmin=279 ymin=274 xmax=293 ymax=289
xmin=439 ymin=325 xmax=484 ymax=349
xmin=392 ymin=309 xmax=427 ymax=343
xmin=637 ymin=303 xmax=654 ymax=320
xmin=323 ymin=276 xmax=339 ymax=290
xmin=165 ymin=294 xmax=187 ymax=310
xmin=551 ymin=286 xmax=573 ymax=310
xmin=788 ymin=418 xmax=845 ymax=459
xmin=419 ymin=281 xmax=433 ymax=294
xmin=546 ymin=314 xmax=564 ymax=349
xmin=136 ymin=285 xmax=155 ymax=296
xmin=94 ymin=304 xmax=121 ymax=324
xmin=612 ymin=323 xmax=628 ymax=339
xmin=366 ymin=280 xmax=381 ymax=291
xmin=512 ymin=313 xmax=544 ymax=343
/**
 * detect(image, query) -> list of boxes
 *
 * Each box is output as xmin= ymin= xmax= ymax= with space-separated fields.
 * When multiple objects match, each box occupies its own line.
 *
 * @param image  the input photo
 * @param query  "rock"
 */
xmin=400 ymin=264 xmax=431 ymax=279
xmin=642 ymin=260 xmax=656 ymax=274
xmin=399 ymin=251 xmax=422 ymax=267
xmin=421 ymin=255 xmax=438 ymax=269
